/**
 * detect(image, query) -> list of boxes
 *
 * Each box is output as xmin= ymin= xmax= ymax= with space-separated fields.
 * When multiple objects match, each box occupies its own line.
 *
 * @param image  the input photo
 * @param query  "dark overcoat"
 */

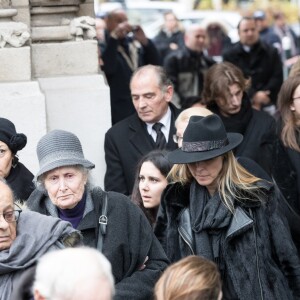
xmin=222 ymin=41 xmax=283 ymax=105
xmin=104 ymin=104 xmax=180 ymax=195
xmin=27 ymin=187 xmax=169 ymax=300
xmin=101 ymin=31 xmax=161 ymax=124
xmin=154 ymin=180 xmax=300 ymax=300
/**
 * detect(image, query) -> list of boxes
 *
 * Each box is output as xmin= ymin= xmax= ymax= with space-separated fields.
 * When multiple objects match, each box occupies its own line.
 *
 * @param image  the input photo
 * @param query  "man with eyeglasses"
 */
xmin=104 ymin=65 xmax=180 ymax=195
xmin=0 ymin=179 xmax=81 ymax=300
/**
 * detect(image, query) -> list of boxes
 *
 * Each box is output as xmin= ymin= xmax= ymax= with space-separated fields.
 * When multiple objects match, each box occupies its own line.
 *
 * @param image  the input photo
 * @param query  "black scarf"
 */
xmin=208 ymin=94 xmax=253 ymax=134
xmin=189 ymin=180 xmax=231 ymax=261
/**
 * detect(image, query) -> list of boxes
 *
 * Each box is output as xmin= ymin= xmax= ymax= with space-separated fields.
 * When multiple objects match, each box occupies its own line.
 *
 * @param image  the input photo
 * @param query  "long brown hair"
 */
xmin=278 ymin=76 xmax=300 ymax=151
xmin=202 ymin=62 xmax=250 ymax=106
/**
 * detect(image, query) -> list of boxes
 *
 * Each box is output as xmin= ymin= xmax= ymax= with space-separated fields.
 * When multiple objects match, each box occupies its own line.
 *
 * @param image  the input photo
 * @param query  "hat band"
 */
xmin=182 ymin=138 xmax=229 ymax=152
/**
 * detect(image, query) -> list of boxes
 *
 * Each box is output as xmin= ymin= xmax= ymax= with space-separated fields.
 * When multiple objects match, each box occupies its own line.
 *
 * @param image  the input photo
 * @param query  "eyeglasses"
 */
xmin=0 ymin=204 xmax=22 ymax=223
xmin=292 ymin=96 xmax=300 ymax=101
xmin=173 ymin=134 xmax=183 ymax=144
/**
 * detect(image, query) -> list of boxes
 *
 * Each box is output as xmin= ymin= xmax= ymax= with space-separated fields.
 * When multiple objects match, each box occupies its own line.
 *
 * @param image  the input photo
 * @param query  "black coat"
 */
xmin=222 ymin=41 xmax=283 ymax=105
xmin=155 ymin=181 xmax=300 ymax=300
xmin=101 ymin=32 xmax=161 ymax=124
xmin=6 ymin=162 xmax=34 ymax=202
xmin=164 ymin=46 xmax=215 ymax=106
xmin=152 ymin=30 xmax=185 ymax=62
xmin=209 ymin=98 xmax=276 ymax=175
xmin=104 ymin=104 xmax=180 ymax=195
xmin=27 ymin=187 xmax=169 ymax=300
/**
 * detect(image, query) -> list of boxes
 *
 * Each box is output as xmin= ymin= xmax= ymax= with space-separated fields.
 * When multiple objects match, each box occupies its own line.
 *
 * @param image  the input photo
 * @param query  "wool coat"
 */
xmin=222 ymin=40 xmax=283 ymax=105
xmin=164 ymin=46 xmax=215 ymax=107
xmin=208 ymin=97 xmax=276 ymax=175
xmin=154 ymin=181 xmax=300 ymax=300
xmin=101 ymin=31 xmax=161 ymax=124
xmin=104 ymin=103 xmax=180 ymax=195
xmin=6 ymin=162 xmax=34 ymax=202
xmin=27 ymin=187 xmax=169 ymax=300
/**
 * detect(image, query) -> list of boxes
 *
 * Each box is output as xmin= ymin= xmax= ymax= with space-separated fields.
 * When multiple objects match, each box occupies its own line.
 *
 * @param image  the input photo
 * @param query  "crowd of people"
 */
xmin=1 ymin=6 xmax=300 ymax=300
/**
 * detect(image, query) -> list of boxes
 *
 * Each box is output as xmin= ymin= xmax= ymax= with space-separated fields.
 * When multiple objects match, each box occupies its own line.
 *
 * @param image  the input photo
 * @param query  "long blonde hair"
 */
xmin=168 ymin=152 xmax=264 ymax=213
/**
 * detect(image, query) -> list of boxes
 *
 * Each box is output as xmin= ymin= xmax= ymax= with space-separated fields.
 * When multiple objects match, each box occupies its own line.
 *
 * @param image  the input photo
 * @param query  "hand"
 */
xmin=252 ymin=91 xmax=271 ymax=110
xmin=132 ymin=25 xmax=148 ymax=46
xmin=111 ymin=21 xmax=132 ymax=39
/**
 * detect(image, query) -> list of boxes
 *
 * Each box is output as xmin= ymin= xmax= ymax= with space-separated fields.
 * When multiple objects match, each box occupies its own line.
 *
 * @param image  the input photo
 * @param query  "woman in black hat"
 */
xmin=0 ymin=118 xmax=34 ymax=201
xmin=154 ymin=114 xmax=300 ymax=300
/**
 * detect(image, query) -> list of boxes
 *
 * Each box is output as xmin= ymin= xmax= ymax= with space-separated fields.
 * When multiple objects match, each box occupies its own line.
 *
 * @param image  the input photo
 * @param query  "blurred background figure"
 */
xmin=202 ymin=18 xmax=232 ymax=61
xmin=131 ymin=150 xmax=172 ymax=226
xmin=95 ymin=15 xmax=107 ymax=67
xmin=273 ymin=11 xmax=299 ymax=60
xmin=152 ymin=11 xmax=184 ymax=63
xmin=253 ymin=10 xmax=281 ymax=51
xmin=164 ymin=24 xmax=215 ymax=108
xmin=273 ymin=76 xmax=300 ymax=252
xmin=33 ymin=247 xmax=115 ymax=300
xmin=154 ymin=255 xmax=222 ymax=300
xmin=202 ymin=62 xmax=276 ymax=175
xmin=100 ymin=8 xmax=161 ymax=124
xmin=223 ymin=17 xmax=283 ymax=116
xmin=0 ymin=118 xmax=34 ymax=202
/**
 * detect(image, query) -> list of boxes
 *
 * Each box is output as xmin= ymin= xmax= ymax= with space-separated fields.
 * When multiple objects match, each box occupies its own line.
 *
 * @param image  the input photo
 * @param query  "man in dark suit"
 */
xmin=104 ymin=65 xmax=180 ymax=195
xmin=222 ymin=17 xmax=283 ymax=116
xmin=101 ymin=9 xmax=161 ymax=125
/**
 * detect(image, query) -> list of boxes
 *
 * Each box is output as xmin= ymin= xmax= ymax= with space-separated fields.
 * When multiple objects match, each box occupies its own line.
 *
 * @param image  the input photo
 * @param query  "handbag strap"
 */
xmin=97 ymin=192 xmax=108 ymax=252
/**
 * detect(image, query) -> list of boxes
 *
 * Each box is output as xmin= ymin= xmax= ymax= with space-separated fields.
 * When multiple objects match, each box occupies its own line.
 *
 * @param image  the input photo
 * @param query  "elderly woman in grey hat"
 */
xmin=27 ymin=129 xmax=168 ymax=300
xmin=0 ymin=117 xmax=34 ymax=201
xmin=154 ymin=114 xmax=300 ymax=300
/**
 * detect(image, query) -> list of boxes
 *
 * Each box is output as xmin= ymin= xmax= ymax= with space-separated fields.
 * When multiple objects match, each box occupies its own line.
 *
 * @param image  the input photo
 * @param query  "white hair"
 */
xmin=33 ymin=247 xmax=115 ymax=300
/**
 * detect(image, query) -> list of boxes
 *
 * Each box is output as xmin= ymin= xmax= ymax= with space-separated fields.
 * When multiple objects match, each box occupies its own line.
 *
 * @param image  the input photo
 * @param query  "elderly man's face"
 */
xmin=131 ymin=70 xmax=173 ymax=123
xmin=0 ymin=181 xmax=17 ymax=250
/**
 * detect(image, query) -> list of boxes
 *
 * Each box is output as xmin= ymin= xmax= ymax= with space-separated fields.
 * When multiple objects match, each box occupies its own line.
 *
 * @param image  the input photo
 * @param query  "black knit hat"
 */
xmin=168 ymin=114 xmax=243 ymax=164
xmin=0 ymin=118 xmax=27 ymax=154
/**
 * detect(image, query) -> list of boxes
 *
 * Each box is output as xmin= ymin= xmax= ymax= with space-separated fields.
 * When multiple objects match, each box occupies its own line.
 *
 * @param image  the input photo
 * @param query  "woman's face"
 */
xmin=0 ymin=141 xmax=13 ymax=179
xmin=139 ymin=161 xmax=168 ymax=209
xmin=44 ymin=166 xmax=87 ymax=210
xmin=188 ymin=156 xmax=224 ymax=196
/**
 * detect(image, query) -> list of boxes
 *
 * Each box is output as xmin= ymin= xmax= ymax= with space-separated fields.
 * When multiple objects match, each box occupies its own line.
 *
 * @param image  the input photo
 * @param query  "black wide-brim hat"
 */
xmin=168 ymin=114 xmax=243 ymax=164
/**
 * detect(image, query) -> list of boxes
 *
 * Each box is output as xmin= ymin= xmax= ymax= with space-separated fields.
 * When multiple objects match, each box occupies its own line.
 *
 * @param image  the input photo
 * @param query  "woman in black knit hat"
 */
xmin=0 ymin=118 xmax=34 ymax=201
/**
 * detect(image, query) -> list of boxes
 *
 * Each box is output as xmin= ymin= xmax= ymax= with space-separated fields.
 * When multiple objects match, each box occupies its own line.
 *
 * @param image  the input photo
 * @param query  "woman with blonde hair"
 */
xmin=154 ymin=255 xmax=222 ymax=300
xmin=155 ymin=114 xmax=300 ymax=299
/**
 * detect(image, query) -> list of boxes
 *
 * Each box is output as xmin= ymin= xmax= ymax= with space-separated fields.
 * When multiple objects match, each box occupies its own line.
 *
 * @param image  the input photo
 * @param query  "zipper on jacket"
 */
xmin=178 ymin=227 xmax=194 ymax=255
xmin=250 ymin=209 xmax=264 ymax=300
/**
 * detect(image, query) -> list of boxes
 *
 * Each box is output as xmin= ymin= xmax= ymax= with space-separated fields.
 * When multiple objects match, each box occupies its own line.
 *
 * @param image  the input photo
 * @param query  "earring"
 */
xmin=12 ymin=155 xmax=19 ymax=168
xmin=291 ymin=107 xmax=296 ymax=112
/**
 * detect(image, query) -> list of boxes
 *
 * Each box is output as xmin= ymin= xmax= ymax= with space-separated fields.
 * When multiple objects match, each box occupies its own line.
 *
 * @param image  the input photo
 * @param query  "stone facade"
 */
xmin=0 ymin=0 xmax=110 ymax=186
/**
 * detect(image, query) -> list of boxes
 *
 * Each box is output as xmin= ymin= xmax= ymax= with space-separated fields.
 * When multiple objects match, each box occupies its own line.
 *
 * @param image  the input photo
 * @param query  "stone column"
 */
xmin=0 ymin=0 xmax=110 ymax=186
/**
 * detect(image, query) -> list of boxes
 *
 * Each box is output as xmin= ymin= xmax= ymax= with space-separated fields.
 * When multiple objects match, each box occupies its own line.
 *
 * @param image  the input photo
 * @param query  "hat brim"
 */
xmin=35 ymin=158 xmax=95 ymax=180
xmin=168 ymin=133 xmax=243 ymax=164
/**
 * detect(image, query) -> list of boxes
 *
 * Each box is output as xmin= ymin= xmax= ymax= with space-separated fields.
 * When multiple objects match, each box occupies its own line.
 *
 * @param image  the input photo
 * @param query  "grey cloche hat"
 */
xmin=35 ymin=129 xmax=95 ymax=179
xmin=168 ymin=114 xmax=243 ymax=164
